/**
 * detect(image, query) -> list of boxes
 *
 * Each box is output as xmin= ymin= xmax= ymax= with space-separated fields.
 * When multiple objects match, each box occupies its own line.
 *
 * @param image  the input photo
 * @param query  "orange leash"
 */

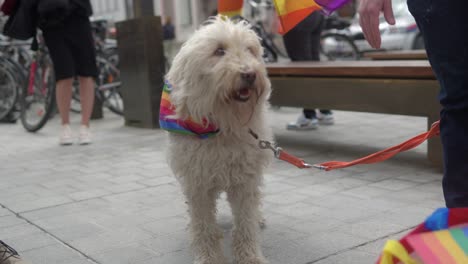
xmin=250 ymin=120 xmax=441 ymax=171
xmin=314 ymin=120 xmax=440 ymax=171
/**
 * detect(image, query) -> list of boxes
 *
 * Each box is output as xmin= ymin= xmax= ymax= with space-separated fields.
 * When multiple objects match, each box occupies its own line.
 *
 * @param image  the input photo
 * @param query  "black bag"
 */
xmin=0 ymin=0 xmax=18 ymax=15
xmin=3 ymin=0 xmax=37 ymax=40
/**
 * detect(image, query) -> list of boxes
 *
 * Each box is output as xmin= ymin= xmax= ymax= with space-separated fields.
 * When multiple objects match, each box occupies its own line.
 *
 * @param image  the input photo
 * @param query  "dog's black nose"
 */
xmin=241 ymin=72 xmax=256 ymax=85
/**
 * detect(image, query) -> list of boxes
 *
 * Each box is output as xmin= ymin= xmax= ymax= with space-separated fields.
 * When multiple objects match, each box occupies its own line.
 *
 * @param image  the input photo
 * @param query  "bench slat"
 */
xmin=363 ymin=50 xmax=428 ymax=60
xmin=267 ymin=61 xmax=435 ymax=79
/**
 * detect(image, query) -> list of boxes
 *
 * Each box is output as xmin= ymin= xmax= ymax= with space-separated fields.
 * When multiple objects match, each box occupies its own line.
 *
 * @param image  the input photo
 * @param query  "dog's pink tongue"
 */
xmin=239 ymin=88 xmax=250 ymax=96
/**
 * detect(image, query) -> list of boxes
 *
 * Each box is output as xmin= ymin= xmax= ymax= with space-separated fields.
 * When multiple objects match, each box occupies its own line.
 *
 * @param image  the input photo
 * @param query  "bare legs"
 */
xmin=78 ymin=77 xmax=94 ymax=126
xmin=55 ymin=76 xmax=94 ymax=126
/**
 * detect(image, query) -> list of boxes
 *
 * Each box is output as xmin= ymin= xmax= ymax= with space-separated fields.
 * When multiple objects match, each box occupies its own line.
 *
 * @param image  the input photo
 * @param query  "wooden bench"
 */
xmin=267 ymin=60 xmax=442 ymax=168
xmin=363 ymin=49 xmax=428 ymax=60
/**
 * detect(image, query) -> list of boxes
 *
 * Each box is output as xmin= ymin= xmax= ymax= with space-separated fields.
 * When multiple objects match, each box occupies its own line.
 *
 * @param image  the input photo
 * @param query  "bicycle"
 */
xmin=0 ymin=56 xmax=18 ymax=121
xmin=242 ymin=0 xmax=360 ymax=62
xmin=19 ymin=32 xmax=56 ymax=132
xmin=0 ymin=37 xmax=29 ymax=122
xmin=320 ymin=15 xmax=360 ymax=61
xmin=242 ymin=0 xmax=288 ymax=63
xmin=70 ymin=55 xmax=122 ymax=115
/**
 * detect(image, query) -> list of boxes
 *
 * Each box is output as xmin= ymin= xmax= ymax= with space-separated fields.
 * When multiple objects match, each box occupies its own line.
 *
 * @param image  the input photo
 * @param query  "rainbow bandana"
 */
xmin=159 ymin=80 xmax=219 ymax=139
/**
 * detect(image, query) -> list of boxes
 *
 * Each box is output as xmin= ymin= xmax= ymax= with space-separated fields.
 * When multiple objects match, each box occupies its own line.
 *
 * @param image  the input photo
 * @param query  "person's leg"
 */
xmin=408 ymin=0 xmax=468 ymax=207
xmin=42 ymin=25 xmax=76 ymax=144
xmin=55 ymin=78 xmax=74 ymax=125
xmin=284 ymin=13 xmax=324 ymax=130
xmin=65 ymin=14 xmax=98 ymax=144
xmin=78 ymin=76 xmax=95 ymax=127
xmin=303 ymin=109 xmax=316 ymax=119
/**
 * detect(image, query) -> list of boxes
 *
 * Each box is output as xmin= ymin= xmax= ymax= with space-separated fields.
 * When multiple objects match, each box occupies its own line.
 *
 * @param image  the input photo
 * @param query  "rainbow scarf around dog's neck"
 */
xmin=159 ymin=80 xmax=220 ymax=139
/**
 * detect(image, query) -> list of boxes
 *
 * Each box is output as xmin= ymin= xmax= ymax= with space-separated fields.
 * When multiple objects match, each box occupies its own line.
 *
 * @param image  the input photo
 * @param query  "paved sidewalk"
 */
xmin=0 ymin=108 xmax=443 ymax=264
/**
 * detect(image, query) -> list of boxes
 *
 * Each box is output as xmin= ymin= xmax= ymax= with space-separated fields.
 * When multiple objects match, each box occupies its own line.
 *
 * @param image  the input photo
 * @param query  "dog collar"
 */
xmin=159 ymin=80 xmax=219 ymax=139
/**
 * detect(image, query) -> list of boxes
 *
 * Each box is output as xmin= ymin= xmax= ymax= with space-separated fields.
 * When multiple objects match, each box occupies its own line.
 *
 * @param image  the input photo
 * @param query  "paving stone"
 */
xmin=7 ymin=195 xmax=74 ymax=213
xmin=68 ymin=189 xmax=113 ymax=201
xmin=313 ymin=249 xmax=379 ymax=264
xmin=0 ymin=215 xmax=27 ymax=228
xmin=368 ymin=178 xmax=420 ymax=191
xmin=6 ymin=231 xmax=59 ymax=251
xmin=93 ymin=244 xmax=159 ymax=264
xmin=264 ymin=192 xmax=310 ymax=205
xmin=0 ymin=206 xmax=12 ymax=217
xmin=21 ymin=244 xmax=90 ymax=264
xmin=0 ymin=223 xmax=43 ymax=240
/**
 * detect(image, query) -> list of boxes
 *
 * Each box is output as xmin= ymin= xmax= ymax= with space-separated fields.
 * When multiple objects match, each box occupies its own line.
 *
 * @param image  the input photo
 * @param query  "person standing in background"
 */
xmin=162 ymin=16 xmax=175 ymax=63
xmin=284 ymin=12 xmax=335 ymax=130
xmin=39 ymin=0 xmax=98 ymax=145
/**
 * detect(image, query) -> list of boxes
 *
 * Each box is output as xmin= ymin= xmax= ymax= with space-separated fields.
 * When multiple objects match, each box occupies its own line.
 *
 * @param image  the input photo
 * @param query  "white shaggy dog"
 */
xmin=163 ymin=16 xmax=273 ymax=264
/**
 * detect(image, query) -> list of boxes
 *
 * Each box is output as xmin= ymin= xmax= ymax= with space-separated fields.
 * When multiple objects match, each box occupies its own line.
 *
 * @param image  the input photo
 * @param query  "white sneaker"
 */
xmin=79 ymin=125 xmax=92 ymax=145
xmin=317 ymin=111 xmax=335 ymax=125
xmin=286 ymin=113 xmax=318 ymax=130
xmin=59 ymin=124 xmax=73 ymax=145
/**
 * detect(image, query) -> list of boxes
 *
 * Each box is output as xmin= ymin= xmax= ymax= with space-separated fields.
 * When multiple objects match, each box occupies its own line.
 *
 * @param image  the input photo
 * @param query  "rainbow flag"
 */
xmin=159 ymin=81 xmax=219 ymax=139
xmin=218 ymin=0 xmax=243 ymax=18
xmin=407 ymin=225 xmax=468 ymax=264
xmin=273 ymin=0 xmax=352 ymax=34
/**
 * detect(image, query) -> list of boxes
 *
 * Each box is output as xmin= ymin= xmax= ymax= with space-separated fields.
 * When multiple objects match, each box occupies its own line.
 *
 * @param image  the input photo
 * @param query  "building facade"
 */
xmin=91 ymin=0 xmax=218 ymax=42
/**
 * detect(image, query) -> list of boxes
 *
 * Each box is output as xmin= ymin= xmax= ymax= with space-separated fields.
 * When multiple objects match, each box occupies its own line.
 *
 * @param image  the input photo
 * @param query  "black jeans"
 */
xmin=283 ymin=12 xmax=330 ymax=119
xmin=408 ymin=0 xmax=468 ymax=207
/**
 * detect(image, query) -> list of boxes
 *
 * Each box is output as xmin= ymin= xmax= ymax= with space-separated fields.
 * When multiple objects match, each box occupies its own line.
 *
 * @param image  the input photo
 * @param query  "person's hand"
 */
xmin=358 ymin=0 xmax=395 ymax=49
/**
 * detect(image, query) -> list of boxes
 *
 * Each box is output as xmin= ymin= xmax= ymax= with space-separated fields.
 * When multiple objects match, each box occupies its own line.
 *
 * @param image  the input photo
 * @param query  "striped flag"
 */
xmin=217 ymin=0 xmax=353 ymax=34
xmin=272 ymin=0 xmax=322 ymax=34
xmin=273 ymin=0 xmax=354 ymax=34
xmin=218 ymin=0 xmax=244 ymax=18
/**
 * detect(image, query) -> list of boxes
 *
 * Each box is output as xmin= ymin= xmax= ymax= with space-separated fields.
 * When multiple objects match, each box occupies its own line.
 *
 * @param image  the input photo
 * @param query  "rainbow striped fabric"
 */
xmin=273 ymin=0 xmax=353 ymax=34
xmin=273 ymin=0 xmax=322 ymax=34
xmin=217 ymin=0 xmax=353 ymax=34
xmin=159 ymin=81 xmax=219 ymax=139
xmin=407 ymin=225 xmax=468 ymax=264
xmin=218 ymin=0 xmax=243 ymax=18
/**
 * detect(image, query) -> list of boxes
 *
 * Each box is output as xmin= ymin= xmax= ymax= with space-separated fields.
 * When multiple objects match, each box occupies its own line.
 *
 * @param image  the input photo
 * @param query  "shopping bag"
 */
xmin=377 ymin=207 xmax=468 ymax=264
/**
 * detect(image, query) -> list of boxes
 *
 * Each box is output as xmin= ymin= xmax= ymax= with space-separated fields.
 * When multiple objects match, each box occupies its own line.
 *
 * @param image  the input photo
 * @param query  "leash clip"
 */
xmin=258 ymin=140 xmax=281 ymax=158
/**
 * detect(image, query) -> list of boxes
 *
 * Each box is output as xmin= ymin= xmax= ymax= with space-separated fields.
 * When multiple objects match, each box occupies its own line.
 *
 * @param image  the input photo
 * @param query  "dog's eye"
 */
xmin=248 ymin=47 xmax=256 ymax=55
xmin=214 ymin=48 xmax=226 ymax=56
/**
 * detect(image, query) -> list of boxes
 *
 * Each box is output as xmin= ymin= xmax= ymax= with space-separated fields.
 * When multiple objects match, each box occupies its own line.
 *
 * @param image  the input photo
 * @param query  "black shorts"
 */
xmin=42 ymin=14 xmax=98 ymax=81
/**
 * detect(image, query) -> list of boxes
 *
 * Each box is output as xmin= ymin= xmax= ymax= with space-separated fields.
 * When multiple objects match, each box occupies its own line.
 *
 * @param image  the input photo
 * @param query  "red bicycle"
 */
xmin=20 ymin=33 xmax=56 ymax=132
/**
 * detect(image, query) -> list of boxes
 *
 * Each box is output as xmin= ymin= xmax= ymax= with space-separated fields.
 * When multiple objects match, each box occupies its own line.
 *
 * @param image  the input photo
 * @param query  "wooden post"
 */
xmin=132 ymin=0 xmax=154 ymax=17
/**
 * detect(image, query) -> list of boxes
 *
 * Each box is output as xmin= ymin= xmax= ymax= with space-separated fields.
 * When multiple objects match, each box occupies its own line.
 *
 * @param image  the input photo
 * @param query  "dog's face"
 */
xmin=166 ymin=16 xmax=271 ymax=128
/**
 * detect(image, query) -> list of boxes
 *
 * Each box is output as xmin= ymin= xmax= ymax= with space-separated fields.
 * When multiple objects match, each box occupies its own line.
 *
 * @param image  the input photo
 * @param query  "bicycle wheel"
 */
xmin=97 ymin=56 xmax=123 ymax=115
xmin=20 ymin=55 xmax=56 ymax=132
xmin=70 ymin=78 xmax=81 ymax=113
xmin=320 ymin=33 xmax=360 ymax=61
xmin=0 ymin=59 xmax=17 ymax=120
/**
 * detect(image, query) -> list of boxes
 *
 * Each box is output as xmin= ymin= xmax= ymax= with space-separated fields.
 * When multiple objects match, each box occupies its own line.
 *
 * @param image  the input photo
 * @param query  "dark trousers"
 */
xmin=283 ymin=12 xmax=329 ymax=119
xmin=408 ymin=0 xmax=468 ymax=207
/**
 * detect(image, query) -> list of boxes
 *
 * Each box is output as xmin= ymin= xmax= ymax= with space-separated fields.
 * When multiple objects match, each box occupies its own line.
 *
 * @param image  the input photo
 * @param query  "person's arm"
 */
xmin=357 ymin=0 xmax=395 ymax=49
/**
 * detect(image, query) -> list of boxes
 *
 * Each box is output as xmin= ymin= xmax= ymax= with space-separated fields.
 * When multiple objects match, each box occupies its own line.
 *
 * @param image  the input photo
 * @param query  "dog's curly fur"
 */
xmin=164 ymin=16 xmax=273 ymax=264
